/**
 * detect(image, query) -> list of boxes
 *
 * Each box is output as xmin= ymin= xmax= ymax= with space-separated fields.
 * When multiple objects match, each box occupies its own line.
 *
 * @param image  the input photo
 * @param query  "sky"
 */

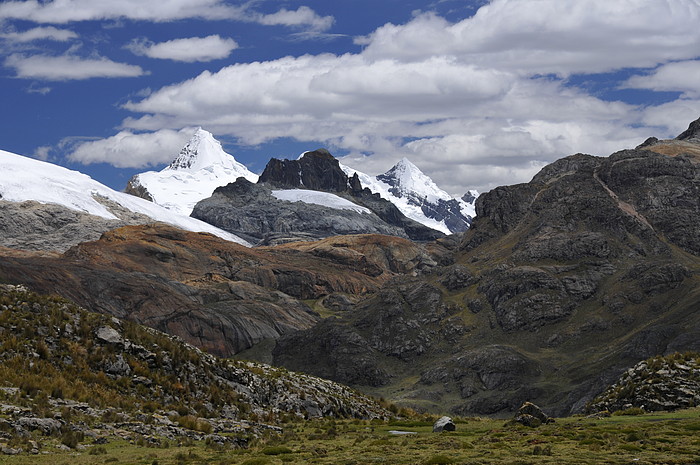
xmin=1 ymin=0 xmax=700 ymax=197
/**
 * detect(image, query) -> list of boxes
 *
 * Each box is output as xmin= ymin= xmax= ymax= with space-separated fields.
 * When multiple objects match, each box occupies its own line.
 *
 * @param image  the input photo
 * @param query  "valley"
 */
xmin=0 ymin=117 xmax=699 ymax=461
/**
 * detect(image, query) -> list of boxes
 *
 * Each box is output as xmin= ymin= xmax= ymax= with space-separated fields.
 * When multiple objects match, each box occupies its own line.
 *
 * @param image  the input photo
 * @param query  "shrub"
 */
xmin=612 ymin=407 xmax=645 ymax=416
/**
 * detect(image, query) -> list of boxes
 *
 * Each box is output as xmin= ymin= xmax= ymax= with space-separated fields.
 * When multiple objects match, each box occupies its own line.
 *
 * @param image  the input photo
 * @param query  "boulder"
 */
xmin=514 ymin=402 xmax=553 ymax=427
xmin=432 ymin=416 xmax=456 ymax=432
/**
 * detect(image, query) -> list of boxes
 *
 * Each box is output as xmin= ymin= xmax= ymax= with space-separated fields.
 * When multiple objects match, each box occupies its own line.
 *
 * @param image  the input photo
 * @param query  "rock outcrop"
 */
xmin=587 ymin=352 xmax=700 ymax=413
xmin=191 ymin=178 xmax=412 ymax=245
xmin=432 ymin=416 xmax=456 ymax=432
xmin=0 ymin=284 xmax=389 ymax=452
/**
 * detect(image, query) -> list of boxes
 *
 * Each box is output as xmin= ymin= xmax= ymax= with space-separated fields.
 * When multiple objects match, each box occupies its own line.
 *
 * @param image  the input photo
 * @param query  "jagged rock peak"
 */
xmin=167 ymin=127 xmax=238 ymax=172
xmin=258 ymin=149 xmax=351 ymax=192
xmin=676 ymin=116 xmax=700 ymax=142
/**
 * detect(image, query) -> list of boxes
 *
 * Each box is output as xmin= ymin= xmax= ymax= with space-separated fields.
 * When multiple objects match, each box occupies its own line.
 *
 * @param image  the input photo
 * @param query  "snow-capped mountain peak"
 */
xmin=167 ymin=128 xmax=241 ymax=173
xmin=378 ymin=158 xmax=452 ymax=203
xmin=0 ymin=149 xmax=248 ymax=246
xmin=126 ymin=128 xmax=259 ymax=216
xmin=341 ymin=158 xmax=477 ymax=235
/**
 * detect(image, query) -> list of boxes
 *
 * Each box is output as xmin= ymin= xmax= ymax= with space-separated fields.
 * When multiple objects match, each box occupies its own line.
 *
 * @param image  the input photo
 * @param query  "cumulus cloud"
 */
xmin=127 ymin=35 xmax=238 ymax=62
xmin=359 ymin=1 xmax=700 ymax=76
xmin=67 ymin=128 xmax=193 ymax=168
xmin=60 ymin=0 xmax=700 ymax=193
xmin=0 ymin=26 xmax=77 ymax=42
xmin=255 ymin=6 xmax=334 ymax=32
xmin=0 ymin=0 xmax=333 ymax=31
xmin=623 ymin=60 xmax=700 ymax=98
xmin=5 ymin=53 xmax=146 ymax=80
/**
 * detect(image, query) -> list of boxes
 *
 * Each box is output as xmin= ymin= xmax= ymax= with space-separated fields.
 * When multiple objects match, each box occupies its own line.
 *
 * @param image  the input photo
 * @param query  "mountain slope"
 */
xmin=272 ymin=118 xmax=700 ymax=417
xmin=125 ymin=128 xmax=258 ymax=216
xmin=341 ymin=158 xmax=477 ymax=234
xmin=0 ymin=222 xmax=438 ymax=357
xmin=0 ymin=148 xmax=248 ymax=247
xmin=0 ymin=283 xmax=387 ymax=450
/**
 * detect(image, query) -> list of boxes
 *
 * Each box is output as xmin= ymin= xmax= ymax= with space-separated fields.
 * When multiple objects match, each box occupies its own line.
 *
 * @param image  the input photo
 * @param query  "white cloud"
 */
xmin=641 ymin=99 xmax=700 ymax=137
xmin=127 ymin=35 xmax=238 ymax=62
xmin=622 ymin=60 xmax=700 ymax=98
xmin=68 ymin=0 xmax=700 ymax=193
xmin=0 ymin=1 xmax=333 ymax=31
xmin=255 ymin=6 xmax=334 ymax=32
xmin=5 ymin=53 xmax=146 ymax=80
xmin=359 ymin=1 xmax=700 ymax=76
xmin=0 ymin=26 xmax=77 ymax=42
xmin=67 ymin=128 xmax=193 ymax=168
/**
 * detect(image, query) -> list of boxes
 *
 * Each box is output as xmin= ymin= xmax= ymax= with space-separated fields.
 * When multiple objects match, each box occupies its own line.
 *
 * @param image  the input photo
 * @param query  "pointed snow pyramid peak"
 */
xmin=378 ymin=157 xmax=450 ymax=202
xmin=167 ymin=127 xmax=237 ymax=172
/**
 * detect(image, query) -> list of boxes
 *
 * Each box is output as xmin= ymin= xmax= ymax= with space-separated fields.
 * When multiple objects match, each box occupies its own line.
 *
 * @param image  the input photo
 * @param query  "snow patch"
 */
xmin=271 ymin=189 xmax=371 ymax=214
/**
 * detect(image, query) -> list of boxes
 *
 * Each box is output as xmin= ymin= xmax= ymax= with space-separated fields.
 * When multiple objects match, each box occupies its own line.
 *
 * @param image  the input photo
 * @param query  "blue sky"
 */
xmin=1 ymin=0 xmax=699 ymax=196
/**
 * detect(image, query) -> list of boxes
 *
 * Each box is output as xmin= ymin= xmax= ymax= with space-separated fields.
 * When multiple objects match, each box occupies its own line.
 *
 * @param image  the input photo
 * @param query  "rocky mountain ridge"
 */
xmin=1 ymin=117 xmax=699 ymax=419
xmin=192 ymin=149 xmax=445 ymax=244
xmin=0 ymin=222 xmax=441 ymax=357
xmin=343 ymin=157 xmax=476 ymax=234
xmin=124 ymin=128 xmax=477 ymax=235
xmin=587 ymin=352 xmax=700 ymax=413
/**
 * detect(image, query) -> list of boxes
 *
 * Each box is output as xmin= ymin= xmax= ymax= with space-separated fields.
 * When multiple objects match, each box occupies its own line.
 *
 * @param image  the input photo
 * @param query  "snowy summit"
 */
xmin=341 ymin=159 xmax=476 ymax=235
xmin=0 ymin=148 xmax=249 ymax=246
xmin=126 ymin=128 xmax=259 ymax=216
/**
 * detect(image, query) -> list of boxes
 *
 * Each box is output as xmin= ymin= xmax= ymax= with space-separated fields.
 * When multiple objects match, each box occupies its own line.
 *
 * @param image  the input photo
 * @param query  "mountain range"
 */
xmin=125 ymin=128 xmax=475 ymax=237
xmin=1 ymin=116 xmax=699 ymax=419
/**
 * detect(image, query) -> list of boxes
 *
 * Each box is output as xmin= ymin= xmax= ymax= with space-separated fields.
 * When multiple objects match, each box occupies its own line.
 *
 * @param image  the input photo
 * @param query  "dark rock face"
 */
xmin=124 ymin=176 xmax=154 ymax=202
xmin=259 ymin=149 xmax=349 ymax=192
xmin=192 ymin=150 xmax=444 ymax=244
xmin=191 ymin=179 xmax=411 ymax=245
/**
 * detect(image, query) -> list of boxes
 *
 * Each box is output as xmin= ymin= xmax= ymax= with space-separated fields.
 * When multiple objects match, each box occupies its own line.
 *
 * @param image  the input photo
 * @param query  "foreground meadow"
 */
xmin=1 ymin=408 xmax=699 ymax=465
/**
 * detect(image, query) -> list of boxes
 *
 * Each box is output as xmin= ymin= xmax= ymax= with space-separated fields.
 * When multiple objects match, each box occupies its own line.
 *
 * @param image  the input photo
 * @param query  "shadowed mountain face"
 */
xmin=0 ymin=223 xmax=436 ymax=357
xmin=272 ymin=120 xmax=700 ymax=416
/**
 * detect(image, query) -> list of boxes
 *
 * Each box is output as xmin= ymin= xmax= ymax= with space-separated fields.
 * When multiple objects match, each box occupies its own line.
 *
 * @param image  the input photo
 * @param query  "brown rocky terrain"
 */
xmin=0 ymin=223 xmax=436 ymax=357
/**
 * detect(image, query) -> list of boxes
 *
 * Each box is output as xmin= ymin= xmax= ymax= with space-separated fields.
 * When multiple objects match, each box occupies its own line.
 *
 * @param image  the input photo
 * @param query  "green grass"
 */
xmin=1 ymin=409 xmax=699 ymax=465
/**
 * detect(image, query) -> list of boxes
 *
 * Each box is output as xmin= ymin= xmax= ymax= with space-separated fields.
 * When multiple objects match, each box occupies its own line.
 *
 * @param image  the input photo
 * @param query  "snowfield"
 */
xmin=0 ymin=149 xmax=250 ymax=246
xmin=271 ymin=189 xmax=371 ymax=214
